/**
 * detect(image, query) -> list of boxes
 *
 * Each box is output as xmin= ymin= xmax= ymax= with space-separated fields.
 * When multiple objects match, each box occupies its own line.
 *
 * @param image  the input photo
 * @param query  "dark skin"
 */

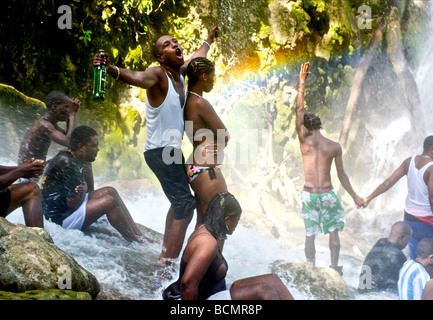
xmin=18 ymin=96 xmax=79 ymax=165
xmin=17 ymin=96 xmax=94 ymax=190
xmin=92 ymin=27 xmax=219 ymax=263
xmin=180 ymin=215 xmax=294 ymax=300
xmin=64 ymin=135 xmax=153 ymax=243
xmin=296 ymin=62 xmax=363 ymax=269
xmin=422 ymin=279 xmax=433 ymax=300
xmin=185 ymin=67 xmax=229 ymax=227
xmin=364 ymin=150 xmax=433 ymax=208
xmin=0 ymin=159 xmax=45 ymax=227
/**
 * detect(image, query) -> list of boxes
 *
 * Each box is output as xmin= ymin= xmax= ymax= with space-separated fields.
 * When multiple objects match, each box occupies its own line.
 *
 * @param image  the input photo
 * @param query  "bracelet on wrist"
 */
xmin=114 ymin=66 xmax=120 ymax=80
xmin=204 ymin=41 xmax=211 ymax=49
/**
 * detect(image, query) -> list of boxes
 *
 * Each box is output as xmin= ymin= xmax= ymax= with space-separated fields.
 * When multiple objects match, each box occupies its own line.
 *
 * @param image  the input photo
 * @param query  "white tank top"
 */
xmin=405 ymin=156 xmax=433 ymax=217
xmin=144 ymin=72 xmax=186 ymax=151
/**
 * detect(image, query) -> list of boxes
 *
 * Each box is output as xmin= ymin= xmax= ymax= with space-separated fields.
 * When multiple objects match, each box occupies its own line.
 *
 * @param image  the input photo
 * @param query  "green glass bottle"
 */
xmin=92 ymin=50 xmax=106 ymax=101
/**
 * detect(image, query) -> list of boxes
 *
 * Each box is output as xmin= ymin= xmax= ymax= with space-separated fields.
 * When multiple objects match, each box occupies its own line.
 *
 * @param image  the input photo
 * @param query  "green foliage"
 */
xmin=77 ymin=29 xmax=93 ymax=46
xmin=0 ymin=0 xmax=428 ymax=186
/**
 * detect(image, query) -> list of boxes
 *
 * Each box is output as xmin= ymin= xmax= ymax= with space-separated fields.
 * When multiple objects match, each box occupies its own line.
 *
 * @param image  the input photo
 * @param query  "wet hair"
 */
xmin=45 ymin=90 xmax=68 ymax=110
xmin=304 ymin=112 xmax=322 ymax=131
xmin=186 ymin=57 xmax=215 ymax=86
xmin=416 ymin=238 xmax=433 ymax=259
xmin=203 ymin=191 xmax=242 ymax=240
xmin=69 ymin=126 xmax=98 ymax=151
xmin=423 ymin=136 xmax=433 ymax=152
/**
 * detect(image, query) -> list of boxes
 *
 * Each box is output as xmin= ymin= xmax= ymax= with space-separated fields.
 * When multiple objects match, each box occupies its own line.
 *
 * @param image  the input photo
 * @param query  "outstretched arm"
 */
xmin=364 ymin=157 xmax=410 ymax=206
xmin=295 ymin=62 xmax=311 ymax=141
xmin=0 ymin=159 xmax=45 ymax=189
xmin=93 ymin=53 xmax=162 ymax=89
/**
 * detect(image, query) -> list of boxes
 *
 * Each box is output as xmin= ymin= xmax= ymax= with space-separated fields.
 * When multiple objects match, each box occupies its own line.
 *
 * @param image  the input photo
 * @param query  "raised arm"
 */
xmin=65 ymin=97 xmax=79 ymax=139
xmin=48 ymin=97 xmax=79 ymax=147
xmin=182 ymin=26 xmax=219 ymax=72
xmin=364 ymin=157 xmax=410 ymax=206
xmin=295 ymin=62 xmax=311 ymax=141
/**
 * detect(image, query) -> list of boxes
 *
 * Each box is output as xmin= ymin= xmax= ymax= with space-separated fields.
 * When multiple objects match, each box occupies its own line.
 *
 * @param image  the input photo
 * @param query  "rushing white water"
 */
xmin=4 ymin=167 xmax=398 ymax=300
xmin=4 ymin=2 xmax=433 ymax=301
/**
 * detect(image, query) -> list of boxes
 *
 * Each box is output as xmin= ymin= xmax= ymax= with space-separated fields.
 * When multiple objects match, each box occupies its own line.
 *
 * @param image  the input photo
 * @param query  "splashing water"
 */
xmin=4 ymin=3 xmax=433 ymax=301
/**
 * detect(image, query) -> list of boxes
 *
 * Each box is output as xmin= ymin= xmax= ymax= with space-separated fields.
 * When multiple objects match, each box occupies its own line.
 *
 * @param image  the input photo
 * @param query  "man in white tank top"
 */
xmin=364 ymin=136 xmax=433 ymax=259
xmin=93 ymin=27 xmax=219 ymax=268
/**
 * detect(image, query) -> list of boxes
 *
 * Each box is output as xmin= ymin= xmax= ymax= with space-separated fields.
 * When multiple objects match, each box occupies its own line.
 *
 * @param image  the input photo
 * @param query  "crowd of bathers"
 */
xmin=1 ymin=26 xmax=433 ymax=300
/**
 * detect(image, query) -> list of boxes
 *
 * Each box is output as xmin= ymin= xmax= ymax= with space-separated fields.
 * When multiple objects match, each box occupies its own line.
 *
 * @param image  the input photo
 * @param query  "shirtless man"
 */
xmin=18 ymin=90 xmax=79 ymax=165
xmin=295 ymin=62 xmax=364 ymax=274
xmin=93 ymin=27 xmax=219 ymax=265
xmin=41 ymin=126 xmax=152 ymax=243
xmin=0 ymin=159 xmax=45 ymax=227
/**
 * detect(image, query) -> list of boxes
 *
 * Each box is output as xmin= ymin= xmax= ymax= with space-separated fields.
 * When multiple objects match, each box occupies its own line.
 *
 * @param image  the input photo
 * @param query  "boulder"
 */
xmin=0 ymin=217 xmax=100 ymax=299
xmin=271 ymin=260 xmax=347 ymax=300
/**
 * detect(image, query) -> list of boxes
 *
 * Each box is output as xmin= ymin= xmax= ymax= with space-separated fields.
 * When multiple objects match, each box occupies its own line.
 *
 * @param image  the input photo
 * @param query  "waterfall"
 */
xmin=4 ymin=2 xmax=433 ymax=301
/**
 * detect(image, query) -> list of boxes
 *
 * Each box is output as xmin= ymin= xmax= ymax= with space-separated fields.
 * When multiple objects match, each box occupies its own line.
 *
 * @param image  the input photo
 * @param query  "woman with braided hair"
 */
xmin=184 ymin=57 xmax=231 ymax=228
xmin=162 ymin=191 xmax=294 ymax=300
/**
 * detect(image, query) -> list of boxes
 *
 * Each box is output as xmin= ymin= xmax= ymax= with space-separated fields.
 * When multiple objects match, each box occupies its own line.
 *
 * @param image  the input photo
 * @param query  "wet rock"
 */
xmin=0 ymin=217 xmax=100 ymax=299
xmin=0 ymin=289 xmax=91 ymax=300
xmin=271 ymin=260 xmax=347 ymax=300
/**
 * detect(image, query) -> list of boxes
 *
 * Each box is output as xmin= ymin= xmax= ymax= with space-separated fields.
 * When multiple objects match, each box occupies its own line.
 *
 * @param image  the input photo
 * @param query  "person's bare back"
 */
xmin=18 ymin=118 xmax=60 ymax=164
xmin=300 ymin=132 xmax=341 ymax=188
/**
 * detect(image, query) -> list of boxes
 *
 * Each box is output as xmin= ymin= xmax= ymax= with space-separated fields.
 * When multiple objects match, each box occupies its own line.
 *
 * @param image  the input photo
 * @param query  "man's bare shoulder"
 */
xmin=27 ymin=118 xmax=56 ymax=133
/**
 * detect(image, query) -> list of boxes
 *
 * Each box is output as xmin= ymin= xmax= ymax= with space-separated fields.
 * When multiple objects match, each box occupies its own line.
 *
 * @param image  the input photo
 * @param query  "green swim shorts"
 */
xmin=301 ymin=189 xmax=345 ymax=236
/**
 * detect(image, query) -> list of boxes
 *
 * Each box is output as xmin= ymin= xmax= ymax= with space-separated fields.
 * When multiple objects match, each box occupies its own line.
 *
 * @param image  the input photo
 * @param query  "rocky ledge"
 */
xmin=0 ymin=217 xmax=100 ymax=299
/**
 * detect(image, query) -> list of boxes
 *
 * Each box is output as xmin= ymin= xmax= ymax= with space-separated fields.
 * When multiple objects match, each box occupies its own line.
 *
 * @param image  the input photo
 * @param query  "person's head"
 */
xmin=423 ymin=136 xmax=433 ymax=155
xmin=45 ymin=90 xmax=70 ymax=121
xmin=387 ymin=221 xmax=412 ymax=250
xmin=203 ymin=191 xmax=242 ymax=240
xmin=304 ymin=112 xmax=322 ymax=131
xmin=152 ymin=35 xmax=184 ymax=68
xmin=69 ymin=126 xmax=99 ymax=162
xmin=416 ymin=238 xmax=433 ymax=266
xmin=187 ymin=57 xmax=215 ymax=92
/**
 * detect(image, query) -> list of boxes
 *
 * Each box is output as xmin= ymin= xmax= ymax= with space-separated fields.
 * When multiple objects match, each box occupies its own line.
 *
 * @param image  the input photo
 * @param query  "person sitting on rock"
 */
xmin=162 ymin=191 xmax=294 ymax=300
xmin=40 ymin=125 xmax=153 ymax=243
xmin=0 ymin=159 xmax=45 ymax=227
xmin=358 ymin=221 xmax=412 ymax=294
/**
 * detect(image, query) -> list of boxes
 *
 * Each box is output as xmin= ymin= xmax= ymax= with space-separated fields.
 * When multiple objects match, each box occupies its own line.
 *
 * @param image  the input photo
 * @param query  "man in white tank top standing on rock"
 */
xmin=364 ymin=136 xmax=433 ymax=261
xmin=93 ymin=27 xmax=219 ymax=269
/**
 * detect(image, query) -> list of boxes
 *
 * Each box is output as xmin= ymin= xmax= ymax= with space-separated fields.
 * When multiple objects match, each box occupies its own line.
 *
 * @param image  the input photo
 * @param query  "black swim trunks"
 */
xmin=0 ymin=188 xmax=11 ymax=217
xmin=144 ymin=147 xmax=196 ymax=220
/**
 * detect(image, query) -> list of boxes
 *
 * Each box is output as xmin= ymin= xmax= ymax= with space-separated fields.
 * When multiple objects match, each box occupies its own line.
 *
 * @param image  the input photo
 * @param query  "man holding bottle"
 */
xmin=93 ymin=27 xmax=219 ymax=268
